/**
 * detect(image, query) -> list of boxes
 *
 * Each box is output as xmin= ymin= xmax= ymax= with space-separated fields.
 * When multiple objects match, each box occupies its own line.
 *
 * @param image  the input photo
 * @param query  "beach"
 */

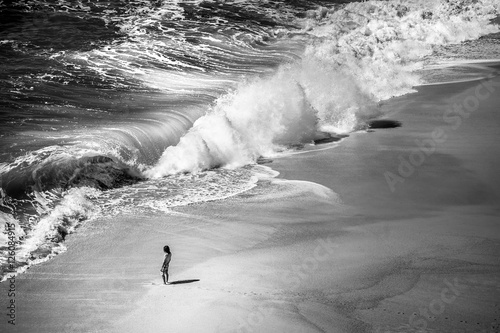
xmin=2 ymin=70 xmax=499 ymax=333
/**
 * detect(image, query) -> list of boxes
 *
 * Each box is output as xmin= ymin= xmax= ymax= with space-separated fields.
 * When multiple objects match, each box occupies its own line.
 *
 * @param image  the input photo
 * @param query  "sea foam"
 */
xmin=145 ymin=0 xmax=499 ymax=178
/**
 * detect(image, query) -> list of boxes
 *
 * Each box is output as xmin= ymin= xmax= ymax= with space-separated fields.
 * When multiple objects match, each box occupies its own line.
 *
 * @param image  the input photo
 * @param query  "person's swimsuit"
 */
xmin=162 ymin=253 xmax=172 ymax=271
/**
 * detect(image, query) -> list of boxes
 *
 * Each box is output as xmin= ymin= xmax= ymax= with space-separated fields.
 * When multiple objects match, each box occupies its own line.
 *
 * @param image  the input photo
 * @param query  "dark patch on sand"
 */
xmin=314 ymin=133 xmax=349 ymax=145
xmin=367 ymin=119 xmax=402 ymax=129
xmin=257 ymin=157 xmax=273 ymax=164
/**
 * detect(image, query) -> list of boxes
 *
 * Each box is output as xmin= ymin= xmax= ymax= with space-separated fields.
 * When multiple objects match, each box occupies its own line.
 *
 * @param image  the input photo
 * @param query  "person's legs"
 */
xmin=165 ymin=268 xmax=169 ymax=283
xmin=162 ymin=270 xmax=167 ymax=284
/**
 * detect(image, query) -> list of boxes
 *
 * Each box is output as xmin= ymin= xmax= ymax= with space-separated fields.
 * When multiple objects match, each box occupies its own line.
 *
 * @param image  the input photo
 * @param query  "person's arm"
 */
xmin=160 ymin=256 xmax=168 ymax=271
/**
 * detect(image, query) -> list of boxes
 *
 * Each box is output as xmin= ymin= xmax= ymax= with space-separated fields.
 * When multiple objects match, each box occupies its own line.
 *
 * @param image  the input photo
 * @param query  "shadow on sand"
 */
xmin=367 ymin=119 xmax=402 ymax=129
xmin=168 ymin=279 xmax=200 ymax=285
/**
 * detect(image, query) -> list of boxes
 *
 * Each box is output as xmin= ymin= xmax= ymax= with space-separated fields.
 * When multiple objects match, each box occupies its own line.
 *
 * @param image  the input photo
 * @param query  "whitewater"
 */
xmin=0 ymin=0 xmax=499 ymax=280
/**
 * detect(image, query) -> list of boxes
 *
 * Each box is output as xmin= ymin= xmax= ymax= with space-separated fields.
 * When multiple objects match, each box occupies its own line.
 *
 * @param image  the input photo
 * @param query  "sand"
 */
xmin=2 ymin=71 xmax=500 ymax=333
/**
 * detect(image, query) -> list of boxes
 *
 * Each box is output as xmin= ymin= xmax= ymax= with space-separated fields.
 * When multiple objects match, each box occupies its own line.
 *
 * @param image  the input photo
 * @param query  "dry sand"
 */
xmin=1 ymin=72 xmax=500 ymax=333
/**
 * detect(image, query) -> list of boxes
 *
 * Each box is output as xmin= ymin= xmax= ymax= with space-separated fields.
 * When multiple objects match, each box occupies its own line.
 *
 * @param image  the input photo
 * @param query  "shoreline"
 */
xmin=2 ymin=70 xmax=500 ymax=332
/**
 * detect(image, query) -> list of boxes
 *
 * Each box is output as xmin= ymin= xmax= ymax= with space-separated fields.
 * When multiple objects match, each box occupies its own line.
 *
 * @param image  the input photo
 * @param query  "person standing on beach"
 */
xmin=161 ymin=245 xmax=172 ymax=284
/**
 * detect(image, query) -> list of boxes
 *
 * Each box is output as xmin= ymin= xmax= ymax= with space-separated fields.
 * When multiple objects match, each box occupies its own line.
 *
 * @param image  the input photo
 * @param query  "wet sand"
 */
xmin=1 ymin=73 xmax=500 ymax=333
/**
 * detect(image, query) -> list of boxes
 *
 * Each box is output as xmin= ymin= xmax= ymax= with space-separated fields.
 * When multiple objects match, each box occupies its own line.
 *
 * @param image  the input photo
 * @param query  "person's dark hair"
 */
xmin=163 ymin=245 xmax=171 ymax=253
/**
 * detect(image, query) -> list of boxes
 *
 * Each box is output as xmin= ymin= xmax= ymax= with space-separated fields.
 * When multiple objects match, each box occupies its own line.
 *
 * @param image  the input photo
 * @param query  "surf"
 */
xmin=145 ymin=0 xmax=500 ymax=177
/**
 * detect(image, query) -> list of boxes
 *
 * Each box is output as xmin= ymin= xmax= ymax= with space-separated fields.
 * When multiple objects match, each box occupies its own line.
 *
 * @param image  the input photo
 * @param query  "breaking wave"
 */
xmin=146 ymin=0 xmax=499 ymax=177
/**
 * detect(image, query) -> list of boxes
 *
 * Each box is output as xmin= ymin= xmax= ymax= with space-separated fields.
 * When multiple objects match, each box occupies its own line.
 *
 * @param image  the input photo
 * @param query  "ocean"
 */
xmin=0 ymin=0 xmax=499 ymax=281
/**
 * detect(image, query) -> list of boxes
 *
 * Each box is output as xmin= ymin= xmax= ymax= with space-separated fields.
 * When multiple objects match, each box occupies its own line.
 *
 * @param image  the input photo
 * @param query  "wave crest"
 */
xmin=146 ymin=0 xmax=499 ymax=177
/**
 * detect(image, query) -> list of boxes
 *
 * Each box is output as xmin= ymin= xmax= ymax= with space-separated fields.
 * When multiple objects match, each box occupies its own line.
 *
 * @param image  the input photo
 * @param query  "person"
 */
xmin=160 ymin=245 xmax=172 ymax=284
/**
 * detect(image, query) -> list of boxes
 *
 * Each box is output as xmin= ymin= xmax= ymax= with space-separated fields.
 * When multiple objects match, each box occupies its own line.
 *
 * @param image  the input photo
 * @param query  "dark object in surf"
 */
xmin=367 ymin=120 xmax=402 ymax=129
xmin=313 ymin=134 xmax=348 ymax=145
xmin=396 ymin=5 xmax=408 ymax=18
xmin=257 ymin=157 xmax=273 ymax=165
xmin=421 ymin=11 xmax=433 ymax=20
